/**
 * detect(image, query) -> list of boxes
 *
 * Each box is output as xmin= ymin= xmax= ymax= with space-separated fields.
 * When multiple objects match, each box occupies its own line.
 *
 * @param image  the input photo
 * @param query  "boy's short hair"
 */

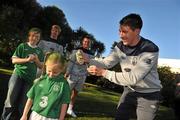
xmin=52 ymin=25 xmax=61 ymax=33
xmin=28 ymin=27 xmax=41 ymax=35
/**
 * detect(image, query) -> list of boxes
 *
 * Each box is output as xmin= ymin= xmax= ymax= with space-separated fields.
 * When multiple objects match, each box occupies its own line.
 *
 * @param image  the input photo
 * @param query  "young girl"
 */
xmin=20 ymin=52 xmax=70 ymax=120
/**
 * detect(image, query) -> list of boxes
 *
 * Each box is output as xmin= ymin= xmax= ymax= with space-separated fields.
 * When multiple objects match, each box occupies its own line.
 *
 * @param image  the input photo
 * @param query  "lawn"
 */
xmin=66 ymin=84 xmax=176 ymax=120
xmin=0 ymin=68 xmax=176 ymax=120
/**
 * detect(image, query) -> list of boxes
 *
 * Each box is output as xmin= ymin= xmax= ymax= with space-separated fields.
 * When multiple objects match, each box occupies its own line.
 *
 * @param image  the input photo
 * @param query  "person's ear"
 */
xmin=135 ymin=29 xmax=141 ymax=35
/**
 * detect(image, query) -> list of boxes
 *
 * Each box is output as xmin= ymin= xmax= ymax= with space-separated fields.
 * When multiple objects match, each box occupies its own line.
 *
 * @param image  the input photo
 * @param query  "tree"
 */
xmin=0 ymin=5 xmax=23 ymax=66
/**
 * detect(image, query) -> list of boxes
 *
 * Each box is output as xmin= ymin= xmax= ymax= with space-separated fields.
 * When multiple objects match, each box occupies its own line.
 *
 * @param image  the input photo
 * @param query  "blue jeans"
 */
xmin=1 ymin=73 xmax=32 ymax=120
xmin=115 ymin=87 xmax=161 ymax=120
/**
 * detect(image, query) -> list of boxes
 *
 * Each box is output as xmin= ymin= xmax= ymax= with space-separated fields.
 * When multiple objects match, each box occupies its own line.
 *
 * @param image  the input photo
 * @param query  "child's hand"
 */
xmin=33 ymin=54 xmax=39 ymax=62
xmin=20 ymin=115 xmax=27 ymax=120
xmin=27 ymin=54 xmax=36 ymax=62
xmin=32 ymin=54 xmax=43 ymax=69
xmin=64 ymin=72 xmax=69 ymax=79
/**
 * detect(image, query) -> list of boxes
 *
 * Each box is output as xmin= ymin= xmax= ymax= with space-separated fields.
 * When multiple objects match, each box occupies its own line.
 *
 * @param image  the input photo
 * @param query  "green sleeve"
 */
xmin=13 ymin=43 xmax=24 ymax=58
xmin=38 ymin=49 xmax=44 ymax=62
xmin=27 ymin=84 xmax=36 ymax=99
xmin=61 ymin=81 xmax=71 ymax=104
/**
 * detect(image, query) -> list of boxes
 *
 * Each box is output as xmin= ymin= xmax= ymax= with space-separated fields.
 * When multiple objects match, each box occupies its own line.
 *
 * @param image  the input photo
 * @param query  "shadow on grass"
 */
xmin=74 ymin=95 xmax=117 ymax=117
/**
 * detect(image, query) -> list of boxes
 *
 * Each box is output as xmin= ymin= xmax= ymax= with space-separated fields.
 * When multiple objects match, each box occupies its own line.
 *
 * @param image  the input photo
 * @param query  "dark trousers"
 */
xmin=173 ymin=98 xmax=180 ymax=120
xmin=115 ymin=87 xmax=161 ymax=120
xmin=1 ymin=73 xmax=31 ymax=120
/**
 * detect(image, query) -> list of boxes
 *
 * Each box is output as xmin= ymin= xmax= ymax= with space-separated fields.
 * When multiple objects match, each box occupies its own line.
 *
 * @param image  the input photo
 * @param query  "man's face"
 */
xmin=51 ymin=27 xmax=60 ymax=39
xmin=119 ymin=25 xmax=139 ymax=46
xmin=28 ymin=32 xmax=40 ymax=45
xmin=82 ymin=38 xmax=90 ymax=49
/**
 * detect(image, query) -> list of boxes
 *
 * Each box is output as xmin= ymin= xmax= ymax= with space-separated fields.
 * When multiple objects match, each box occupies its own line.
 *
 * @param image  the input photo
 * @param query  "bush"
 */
xmin=158 ymin=66 xmax=176 ymax=107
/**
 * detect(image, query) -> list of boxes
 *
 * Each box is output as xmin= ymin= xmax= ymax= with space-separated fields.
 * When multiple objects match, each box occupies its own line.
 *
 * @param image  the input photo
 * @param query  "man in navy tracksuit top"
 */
xmin=87 ymin=13 xmax=162 ymax=120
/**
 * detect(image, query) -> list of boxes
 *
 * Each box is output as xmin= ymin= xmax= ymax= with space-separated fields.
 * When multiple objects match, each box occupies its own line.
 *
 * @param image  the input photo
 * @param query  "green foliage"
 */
xmin=0 ymin=5 xmax=23 ymax=38
xmin=0 ymin=5 xmax=23 ymax=45
xmin=158 ymin=66 xmax=176 ymax=106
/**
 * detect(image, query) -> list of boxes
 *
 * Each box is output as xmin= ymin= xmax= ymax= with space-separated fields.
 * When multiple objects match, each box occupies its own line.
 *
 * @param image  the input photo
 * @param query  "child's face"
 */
xmin=46 ymin=63 xmax=62 ymax=78
xmin=28 ymin=32 xmax=41 ymax=45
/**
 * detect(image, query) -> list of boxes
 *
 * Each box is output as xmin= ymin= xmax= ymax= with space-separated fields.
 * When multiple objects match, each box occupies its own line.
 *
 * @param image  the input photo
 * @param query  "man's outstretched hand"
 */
xmin=87 ymin=65 xmax=106 ymax=76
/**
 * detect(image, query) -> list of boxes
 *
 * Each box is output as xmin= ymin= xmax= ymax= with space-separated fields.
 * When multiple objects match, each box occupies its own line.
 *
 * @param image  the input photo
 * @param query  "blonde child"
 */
xmin=20 ymin=52 xmax=70 ymax=120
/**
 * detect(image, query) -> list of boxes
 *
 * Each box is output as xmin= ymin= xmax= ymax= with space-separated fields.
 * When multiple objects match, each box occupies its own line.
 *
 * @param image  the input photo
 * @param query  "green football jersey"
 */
xmin=13 ymin=43 xmax=44 ymax=83
xmin=27 ymin=74 xmax=70 ymax=118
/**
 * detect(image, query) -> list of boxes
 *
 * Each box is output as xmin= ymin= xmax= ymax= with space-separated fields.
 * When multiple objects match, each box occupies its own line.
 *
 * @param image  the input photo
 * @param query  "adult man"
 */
xmin=65 ymin=35 xmax=94 ymax=117
xmin=87 ymin=13 xmax=162 ymax=120
xmin=38 ymin=25 xmax=64 ymax=55
xmin=37 ymin=25 xmax=64 ymax=77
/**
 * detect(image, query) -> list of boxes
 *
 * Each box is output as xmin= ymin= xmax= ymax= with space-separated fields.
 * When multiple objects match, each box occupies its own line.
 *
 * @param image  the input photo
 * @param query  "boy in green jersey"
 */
xmin=1 ymin=28 xmax=44 ymax=120
xmin=21 ymin=52 xmax=70 ymax=120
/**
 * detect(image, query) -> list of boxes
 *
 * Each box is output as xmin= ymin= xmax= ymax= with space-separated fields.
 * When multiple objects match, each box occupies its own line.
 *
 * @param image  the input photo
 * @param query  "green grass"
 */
xmin=66 ymin=84 xmax=176 ymax=120
xmin=0 ymin=68 xmax=13 ymax=75
xmin=66 ymin=85 xmax=118 ymax=120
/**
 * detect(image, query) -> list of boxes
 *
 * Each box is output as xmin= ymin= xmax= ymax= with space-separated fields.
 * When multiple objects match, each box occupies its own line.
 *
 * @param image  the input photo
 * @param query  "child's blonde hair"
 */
xmin=34 ymin=52 xmax=66 ymax=83
xmin=46 ymin=52 xmax=65 ymax=65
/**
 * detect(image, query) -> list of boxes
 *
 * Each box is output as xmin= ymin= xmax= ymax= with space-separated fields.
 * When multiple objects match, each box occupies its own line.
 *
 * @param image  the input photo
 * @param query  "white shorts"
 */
xmin=67 ymin=75 xmax=86 ymax=92
xmin=29 ymin=111 xmax=58 ymax=120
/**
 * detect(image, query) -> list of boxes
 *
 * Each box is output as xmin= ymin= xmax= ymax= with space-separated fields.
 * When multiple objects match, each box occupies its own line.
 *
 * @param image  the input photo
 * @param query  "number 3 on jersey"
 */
xmin=39 ymin=96 xmax=48 ymax=108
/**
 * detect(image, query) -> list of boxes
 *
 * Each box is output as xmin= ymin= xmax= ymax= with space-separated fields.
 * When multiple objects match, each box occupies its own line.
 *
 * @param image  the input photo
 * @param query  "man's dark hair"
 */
xmin=120 ymin=13 xmax=143 ymax=30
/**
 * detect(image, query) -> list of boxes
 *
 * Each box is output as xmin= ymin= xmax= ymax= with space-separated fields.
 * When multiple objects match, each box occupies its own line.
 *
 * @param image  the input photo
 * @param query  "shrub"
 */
xmin=158 ymin=66 xmax=176 ymax=107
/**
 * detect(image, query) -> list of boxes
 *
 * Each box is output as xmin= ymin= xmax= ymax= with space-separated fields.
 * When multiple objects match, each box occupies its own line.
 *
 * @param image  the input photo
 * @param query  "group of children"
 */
xmin=1 ymin=26 xmax=90 ymax=120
